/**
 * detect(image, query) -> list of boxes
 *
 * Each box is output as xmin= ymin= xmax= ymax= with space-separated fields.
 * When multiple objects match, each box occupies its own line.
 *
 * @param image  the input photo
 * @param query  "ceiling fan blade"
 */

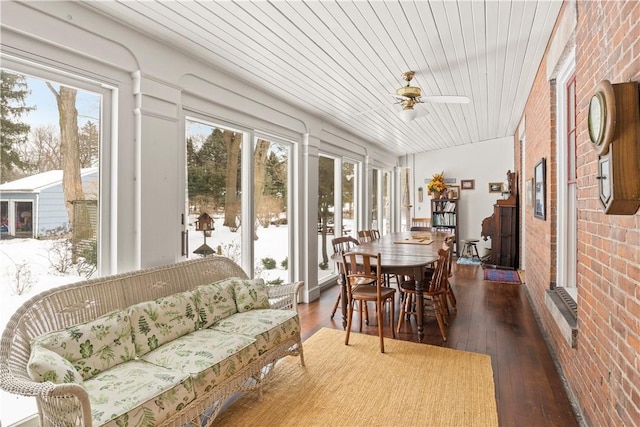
xmin=422 ymin=95 xmax=470 ymax=104
xmin=415 ymin=107 xmax=429 ymax=118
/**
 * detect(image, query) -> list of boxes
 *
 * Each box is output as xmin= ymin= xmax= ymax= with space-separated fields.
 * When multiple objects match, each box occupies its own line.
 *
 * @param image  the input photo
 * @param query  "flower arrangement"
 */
xmin=427 ymin=172 xmax=447 ymax=194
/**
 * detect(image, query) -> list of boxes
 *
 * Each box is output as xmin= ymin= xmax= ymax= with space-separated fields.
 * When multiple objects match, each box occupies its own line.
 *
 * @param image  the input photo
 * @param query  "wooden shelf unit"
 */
xmin=431 ymin=198 xmax=459 ymax=256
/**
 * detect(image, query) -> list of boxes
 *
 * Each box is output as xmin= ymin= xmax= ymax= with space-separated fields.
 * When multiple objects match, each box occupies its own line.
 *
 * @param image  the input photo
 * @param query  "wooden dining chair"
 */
xmin=330 ymin=236 xmax=361 ymax=319
xmin=443 ymin=234 xmax=457 ymax=313
xmin=423 ymin=234 xmax=456 ymax=314
xmin=357 ymin=229 xmax=374 ymax=244
xmin=396 ymin=247 xmax=450 ymax=341
xmin=367 ymin=228 xmax=399 ymax=287
xmin=341 ymin=251 xmax=396 ymax=353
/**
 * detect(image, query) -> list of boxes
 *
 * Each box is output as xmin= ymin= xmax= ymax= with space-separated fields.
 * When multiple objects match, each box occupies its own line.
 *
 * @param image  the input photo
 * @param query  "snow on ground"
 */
xmin=0 ymin=215 xmax=340 ymax=425
xmin=0 ymin=237 xmax=84 ymax=425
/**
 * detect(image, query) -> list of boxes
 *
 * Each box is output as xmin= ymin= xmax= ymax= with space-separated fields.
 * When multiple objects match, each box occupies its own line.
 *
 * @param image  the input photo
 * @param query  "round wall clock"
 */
xmin=588 ymin=80 xmax=616 ymax=155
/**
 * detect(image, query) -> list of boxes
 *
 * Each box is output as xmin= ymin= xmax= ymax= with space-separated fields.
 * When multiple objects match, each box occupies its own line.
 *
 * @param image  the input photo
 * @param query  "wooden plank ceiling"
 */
xmin=83 ymin=1 xmax=561 ymax=155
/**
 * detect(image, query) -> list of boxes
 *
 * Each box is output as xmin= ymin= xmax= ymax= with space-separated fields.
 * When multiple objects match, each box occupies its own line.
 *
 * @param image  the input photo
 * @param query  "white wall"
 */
xmin=410 ymin=137 xmax=515 ymax=254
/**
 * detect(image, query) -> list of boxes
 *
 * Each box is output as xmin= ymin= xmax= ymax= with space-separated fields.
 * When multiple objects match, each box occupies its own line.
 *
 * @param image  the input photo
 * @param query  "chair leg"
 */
xmin=377 ymin=300 xmax=385 ymax=353
xmin=390 ymin=295 xmax=396 ymax=339
xmin=447 ymin=287 xmax=457 ymax=312
xmin=364 ymin=301 xmax=369 ymax=325
xmin=407 ymin=293 xmax=415 ymax=320
xmin=439 ymin=294 xmax=449 ymax=325
xmin=396 ymin=293 xmax=408 ymax=333
xmin=330 ymin=290 xmax=341 ymax=319
xmin=432 ymin=298 xmax=448 ymax=341
xmin=358 ymin=300 xmax=364 ymax=332
xmin=345 ymin=298 xmax=354 ymax=346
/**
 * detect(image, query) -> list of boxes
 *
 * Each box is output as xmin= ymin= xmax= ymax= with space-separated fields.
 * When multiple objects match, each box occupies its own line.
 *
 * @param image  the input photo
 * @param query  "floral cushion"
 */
xmin=232 ymin=278 xmax=270 ymax=313
xmin=32 ymin=310 xmax=135 ymax=381
xmin=211 ymin=309 xmax=300 ymax=355
xmin=128 ymin=290 xmax=198 ymax=356
xmin=27 ymin=345 xmax=84 ymax=385
xmin=84 ymin=360 xmax=195 ymax=427
xmin=195 ymin=280 xmax=238 ymax=329
xmin=141 ymin=329 xmax=259 ymax=397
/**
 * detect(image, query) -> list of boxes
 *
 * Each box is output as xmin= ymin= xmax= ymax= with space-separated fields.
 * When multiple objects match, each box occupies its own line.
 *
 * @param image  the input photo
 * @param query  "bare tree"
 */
xmin=46 ymin=84 xmax=84 ymax=228
xmin=256 ymin=195 xmax=282 ymax=228
xmin=223 ymin=130 xmax=241 ymax=229
xmin=19 ymin=124 xmax=62 ymax=173
xmin=253 ymin=138 xmax=271 ymax=236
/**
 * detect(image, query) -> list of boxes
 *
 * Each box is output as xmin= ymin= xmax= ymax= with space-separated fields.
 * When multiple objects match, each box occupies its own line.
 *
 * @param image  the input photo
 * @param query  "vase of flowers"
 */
xmin=427 ymin=172 xmax=447 ymax=198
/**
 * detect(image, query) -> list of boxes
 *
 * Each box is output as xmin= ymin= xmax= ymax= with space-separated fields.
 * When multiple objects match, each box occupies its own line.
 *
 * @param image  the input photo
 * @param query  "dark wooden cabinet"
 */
xmin=431 ymin=198 xmax=459 ymax=256
xmin=481 ymin=196 xmax=518 ymax=269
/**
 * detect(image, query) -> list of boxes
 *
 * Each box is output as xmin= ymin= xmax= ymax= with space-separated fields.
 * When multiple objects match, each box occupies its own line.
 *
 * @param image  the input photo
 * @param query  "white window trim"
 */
xmin=555 ymin=49 xmax=577 ymax=298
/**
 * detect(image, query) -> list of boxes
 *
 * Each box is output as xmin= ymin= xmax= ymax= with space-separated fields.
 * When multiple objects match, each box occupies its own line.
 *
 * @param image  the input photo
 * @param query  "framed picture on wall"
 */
xmin=534 ymin=158 xmax=546 ymax=220
xmin=461 ymin=179 xmax=475 ymax=190
xmin=488 ymin=182 xmax=503 ymax=193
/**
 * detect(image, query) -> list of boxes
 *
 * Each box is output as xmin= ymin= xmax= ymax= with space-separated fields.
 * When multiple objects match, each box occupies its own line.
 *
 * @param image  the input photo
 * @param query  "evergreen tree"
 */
xmin=265 ymin=150 xmax=287 ymax=198
xmin=78 ymin=120 xmax=99 ymax=167
xmin=0 ymin=71 xmax=34 ymax=181
xmin=187 ymin=129 xmax=228 ymax=207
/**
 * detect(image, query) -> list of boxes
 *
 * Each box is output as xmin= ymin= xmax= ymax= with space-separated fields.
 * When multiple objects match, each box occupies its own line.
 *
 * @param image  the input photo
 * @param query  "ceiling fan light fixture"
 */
xmin=399 ymin=108 xmax=417 ymax=122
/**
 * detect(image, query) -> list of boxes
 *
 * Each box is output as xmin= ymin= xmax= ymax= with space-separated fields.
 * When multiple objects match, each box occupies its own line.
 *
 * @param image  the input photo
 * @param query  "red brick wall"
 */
xmin=521 ymin=1 xmax=640 ymax=426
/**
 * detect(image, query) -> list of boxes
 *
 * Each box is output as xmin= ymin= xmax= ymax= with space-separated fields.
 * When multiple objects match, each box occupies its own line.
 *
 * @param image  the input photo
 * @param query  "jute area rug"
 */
xmin=215 ymin=327 xmax=498 ymax=426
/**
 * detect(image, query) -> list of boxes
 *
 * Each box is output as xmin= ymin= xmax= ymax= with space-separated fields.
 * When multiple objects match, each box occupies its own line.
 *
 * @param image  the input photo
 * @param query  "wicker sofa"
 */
xmin=0 ymin=256 xmax=304 ymax=426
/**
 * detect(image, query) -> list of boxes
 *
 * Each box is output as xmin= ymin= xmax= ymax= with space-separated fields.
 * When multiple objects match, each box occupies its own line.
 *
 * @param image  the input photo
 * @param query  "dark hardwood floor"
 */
xmin=297 ymin=263 xmax=580 ymax=427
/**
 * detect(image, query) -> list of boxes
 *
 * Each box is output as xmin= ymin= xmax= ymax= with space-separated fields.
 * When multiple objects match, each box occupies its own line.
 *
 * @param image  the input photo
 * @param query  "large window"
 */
xmin=371 ymin=168 xmax=379 ymax=229
xmin=185 ymin=120 xmax=294 ymax=284
xmin=317 ymin=155 xmax=336 ymax=281
xmin=0 ymin=67 xmax=104 ymax=425
xmin=400 ymin=167 xmax=412 ymax=231
xmin=556 ymin=56 xmax=578 ymax=302
xmin=317 ymin=155 xmax=361 ymax=284
xmin=342 ymin=161 xmax=357 ymax=239
xmin=382 ymin=171 xmax=391 ymax=235
xmin=185 ymin=119 xmax=244 ymax=265
xmin=253 ymin=136 xmax=292 ymax=283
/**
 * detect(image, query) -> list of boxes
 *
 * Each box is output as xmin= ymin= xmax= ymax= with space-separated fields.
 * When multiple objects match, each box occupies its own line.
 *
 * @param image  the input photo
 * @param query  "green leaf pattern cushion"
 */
xmin=140 ymin=329 xmax=258 ymax=398
xmin=195 ymin=280 xmax=237 ymax=329
xmin=128 ymin=290 xmax=198 ymax=356
xmin=232 ymin=278 xmax=270 ymax=312
xmin=84 ymin=360 xmax=195 ymax=427
xmin=27 ymin=345 xmax=84 ymax=384
xmin=212 ymin=309 xmax=300 ymax=355
xmin=32 ymin=310 xmax=135 ymax=381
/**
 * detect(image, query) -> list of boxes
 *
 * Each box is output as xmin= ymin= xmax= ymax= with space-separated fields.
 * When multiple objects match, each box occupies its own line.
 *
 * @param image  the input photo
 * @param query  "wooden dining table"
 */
xmin=332 ymin=230 xmax=447 ymax=342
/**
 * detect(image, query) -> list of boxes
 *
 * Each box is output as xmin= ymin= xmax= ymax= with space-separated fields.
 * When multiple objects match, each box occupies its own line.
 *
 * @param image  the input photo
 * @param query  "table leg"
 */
xmin=415 ymin=271 xmax=424 ymax=342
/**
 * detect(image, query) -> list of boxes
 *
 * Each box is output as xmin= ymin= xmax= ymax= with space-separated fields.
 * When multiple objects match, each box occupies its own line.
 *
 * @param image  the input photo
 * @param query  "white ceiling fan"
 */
xmin=392 ymin=71 xmax=470 ymax=122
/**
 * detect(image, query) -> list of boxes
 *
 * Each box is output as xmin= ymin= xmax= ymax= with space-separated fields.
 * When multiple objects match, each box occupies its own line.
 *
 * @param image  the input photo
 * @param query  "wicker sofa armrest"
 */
xmin=0 ymin=366 xmax=92 ymax=426
xmin=267 ymin=281 xmax=303 ymax=312
xmin=0 ymin=367 xmax=55 ymax=397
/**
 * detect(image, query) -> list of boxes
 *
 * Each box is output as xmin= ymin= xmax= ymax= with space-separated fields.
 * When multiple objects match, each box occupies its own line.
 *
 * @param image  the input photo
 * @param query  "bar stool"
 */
xmin=460 ymin=239 xmax=480 ymax=259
